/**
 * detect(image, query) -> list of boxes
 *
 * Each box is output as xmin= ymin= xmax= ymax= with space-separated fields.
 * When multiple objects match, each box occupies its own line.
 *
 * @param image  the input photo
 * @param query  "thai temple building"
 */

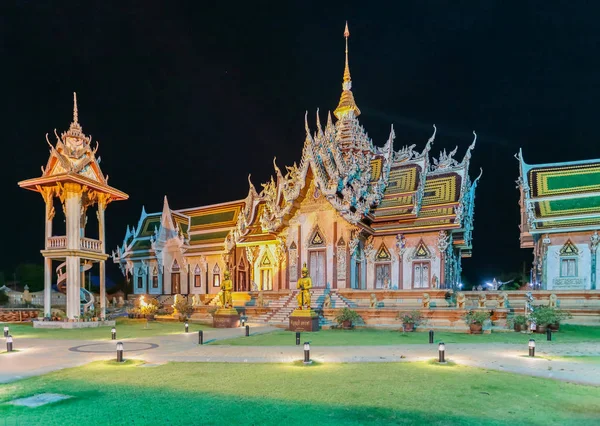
xmin=518 ymin=150 xmax=599 ymax=290
xmin=113 ymin=25 xmax=480 ymax=296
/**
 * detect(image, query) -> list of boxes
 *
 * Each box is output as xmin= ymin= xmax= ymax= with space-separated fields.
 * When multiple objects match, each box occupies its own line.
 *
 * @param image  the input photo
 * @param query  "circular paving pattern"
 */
xmin=68 ymin=342 xmax=159 ymax=354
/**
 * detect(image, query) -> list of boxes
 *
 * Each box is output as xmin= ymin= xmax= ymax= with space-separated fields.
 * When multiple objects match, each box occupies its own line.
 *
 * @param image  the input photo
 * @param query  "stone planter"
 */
xmin=469 ymin=323 xmax=483 ymax=334
xmin=535 ymin=324 xmax=547 ymax=333
xmin=342 ymin=320 xmax=352 ymax=329
xmin=402 ymin=323 xmax=415 ymax=332
xmin=548 ymin=322 xmax=560 ymax=332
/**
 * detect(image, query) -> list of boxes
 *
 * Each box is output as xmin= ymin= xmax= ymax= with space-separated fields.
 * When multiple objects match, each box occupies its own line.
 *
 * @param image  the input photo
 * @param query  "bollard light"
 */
xmin=111 ymin=327 xmax=116 ymax=340
xmin=438 ymin=342 xmax=446 ymax=363
xmin=198 ymin=330 xmax=203 ymax=345
xmin=303 ymin=342 xmax=311 ymax=364
xmin=116 ymin=342 xmax=124 ymax=362
xmin=546 ymin=328 xmax=552 ymax=341
xmin=241 ymin=319 xmax=246 ymax=327
xmin=6 ymin=335 xmax=13 ymax=352
xmin=185 ymin=322 xmax=189 ymax=333
xmin=429 ymin=330 xmax=434 ymax=344
xmin=528 ymin=339 xmax=535 ymax=357
xmin=3 ymin=326 xmax=8 ymax=337
xmin=245 ymin=325 xmax=250 ymax=337
xmin=296 ymin=332 xmax=301 ymax=345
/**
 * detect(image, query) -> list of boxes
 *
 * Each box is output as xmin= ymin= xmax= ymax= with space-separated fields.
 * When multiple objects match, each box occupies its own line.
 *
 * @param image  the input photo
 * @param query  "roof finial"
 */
xmin=73 ymin=92 xmax=79 ymax=124
xmin=343 ymin=21 xmax=351 ymax=84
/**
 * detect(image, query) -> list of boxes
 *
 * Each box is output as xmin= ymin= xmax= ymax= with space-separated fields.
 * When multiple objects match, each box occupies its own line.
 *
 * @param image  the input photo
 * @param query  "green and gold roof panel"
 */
xmin=529 ymin=162 xmax=600 ymax=198
xmin=185 ymin=202 xmax=244 ymax=230
xmin=372 ymin=218 xmax=456 ymax=233
xmin=422 ymin=173 xmax=461 ymax=207
xmin=370 ymin=158 xmax=383 ymax=182
xmin=535 ymin=195 xmax=600 ymax=218
xmin=131 ymin=239 xmax=152 ymax=251
xmin=384 ymin=165 xmax=421 ymax=195
xmin=189 ymin=230 xmax=230 ymax=245
xmin=536 ymin=217 xmax=600 ymax=230
xmin=138 ymin=215 xmax=161 ymax=237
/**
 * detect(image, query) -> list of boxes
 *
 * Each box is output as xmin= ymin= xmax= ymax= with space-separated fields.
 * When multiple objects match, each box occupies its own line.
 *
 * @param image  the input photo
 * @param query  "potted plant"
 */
xmin=335 ymin=308 xmax=361 ymax=329
xmin=463 ymin=310 xmax=491 ymax=334
xmin=510 ymin=315 xmax=528 ymax=332
xmin=397 ymin=310 xmax=423 ymax=332
xmin=531 ymin=306 xmax=571 ymax=333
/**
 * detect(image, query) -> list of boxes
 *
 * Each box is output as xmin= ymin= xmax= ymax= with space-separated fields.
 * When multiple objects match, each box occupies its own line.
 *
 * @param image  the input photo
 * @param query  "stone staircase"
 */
xmin=252 ymin=289 xmax=355 ymax=328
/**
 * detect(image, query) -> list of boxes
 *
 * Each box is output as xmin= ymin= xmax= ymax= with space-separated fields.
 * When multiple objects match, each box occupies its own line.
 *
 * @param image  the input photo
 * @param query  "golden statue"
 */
xmin=219 ymin=270 xmax=233 ymax=308
xmin=296 ymin=263 xmax=312 ymax=309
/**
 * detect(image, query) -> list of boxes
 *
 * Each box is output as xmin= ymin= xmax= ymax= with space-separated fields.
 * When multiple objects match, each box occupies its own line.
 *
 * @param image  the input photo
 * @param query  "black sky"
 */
xmin=2 ymin=1 xmax=600 ymax=286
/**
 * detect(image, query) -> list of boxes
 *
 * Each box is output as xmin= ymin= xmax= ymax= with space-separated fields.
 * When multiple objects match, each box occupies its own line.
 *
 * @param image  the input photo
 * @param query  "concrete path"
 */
xmin=1 ymin=327 xmax=599 ymax=386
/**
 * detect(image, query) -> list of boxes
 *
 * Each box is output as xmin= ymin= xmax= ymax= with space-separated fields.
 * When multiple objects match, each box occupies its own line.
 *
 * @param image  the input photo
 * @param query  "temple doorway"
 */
xmin=309 ymin=250 xmax=326 ymax=288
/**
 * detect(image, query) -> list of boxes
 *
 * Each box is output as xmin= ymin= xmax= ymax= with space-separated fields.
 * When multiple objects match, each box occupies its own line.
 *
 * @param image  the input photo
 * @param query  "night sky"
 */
xmin=2 ymin=2 xmax=600 ymax=286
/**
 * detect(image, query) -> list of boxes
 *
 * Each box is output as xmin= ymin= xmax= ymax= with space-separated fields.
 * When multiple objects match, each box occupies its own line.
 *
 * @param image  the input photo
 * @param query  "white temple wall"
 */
xmin=546 ymin=242 xmax=591 ymax=290
xmin=401 ymin=233 xmax=441 ymax=290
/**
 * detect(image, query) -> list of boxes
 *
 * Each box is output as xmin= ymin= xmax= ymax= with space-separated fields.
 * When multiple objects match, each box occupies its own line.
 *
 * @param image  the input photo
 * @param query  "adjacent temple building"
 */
xmin=518 ymin=150 xmax=599 ymax=290
xmin=113 ymin=25 xmax=480 ymax=296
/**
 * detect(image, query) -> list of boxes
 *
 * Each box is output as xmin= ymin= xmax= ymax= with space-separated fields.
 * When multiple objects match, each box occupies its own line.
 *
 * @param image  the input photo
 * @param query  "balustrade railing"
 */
xmin=47 ymin=236 xmax=67 ymax=249
xmin=46 ymin=236 xmax=103 ymax=253
xmin=80 ymin=237 xmax=103 ymax=253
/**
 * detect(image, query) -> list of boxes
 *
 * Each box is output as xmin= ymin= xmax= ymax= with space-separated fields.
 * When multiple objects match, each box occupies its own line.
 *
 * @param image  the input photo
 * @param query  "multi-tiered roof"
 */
xmin=115 ymin=25 xmax=480 ymax=266
xmin=518 ymin=150 xmax=600 ymax=248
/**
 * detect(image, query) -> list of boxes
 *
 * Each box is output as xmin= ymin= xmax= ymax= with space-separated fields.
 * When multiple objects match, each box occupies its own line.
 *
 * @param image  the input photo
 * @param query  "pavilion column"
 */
xmin=98 ymin=198 xmax=107 ymax=319
xmin=43 ymin=190 xmax=54 ymax=317
xmin=64 ymin=183 xmax=82 ymax=319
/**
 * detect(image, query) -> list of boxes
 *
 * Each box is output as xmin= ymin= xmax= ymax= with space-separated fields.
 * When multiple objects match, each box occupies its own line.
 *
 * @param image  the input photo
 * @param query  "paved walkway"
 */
xmin=1 ymin=326 xmax=599 ymax=386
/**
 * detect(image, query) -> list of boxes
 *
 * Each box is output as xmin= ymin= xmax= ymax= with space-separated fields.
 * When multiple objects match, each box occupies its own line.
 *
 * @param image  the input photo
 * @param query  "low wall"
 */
xmin=33 ymin=320 xmax=116 ymax=329
xmin=0 ymin=308 xmax=41 ymax=322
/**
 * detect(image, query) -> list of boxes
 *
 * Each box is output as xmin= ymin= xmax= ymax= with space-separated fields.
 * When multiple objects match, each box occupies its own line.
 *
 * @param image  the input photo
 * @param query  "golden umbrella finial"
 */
xmin=343 ymin=22 xmax=351 ymax=83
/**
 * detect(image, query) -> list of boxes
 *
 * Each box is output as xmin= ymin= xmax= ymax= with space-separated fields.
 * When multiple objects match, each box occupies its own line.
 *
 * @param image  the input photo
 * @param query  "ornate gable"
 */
xmin=413 ymin=239 xmax=432 ymax=259
xmin=375 ymin=243 xmax=392 ymax=261
xmin=309 ymin=225 xmax=326 ymax=247
xmin=560 ymin=239 xmax=579 ymax=256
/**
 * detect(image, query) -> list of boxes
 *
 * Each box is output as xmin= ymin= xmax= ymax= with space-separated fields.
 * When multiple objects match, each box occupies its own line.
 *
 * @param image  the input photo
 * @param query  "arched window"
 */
xmin=194 ymin=264 xmax=202 ymax=288
xmin=212 ymin=264 xmax=221 ymax=287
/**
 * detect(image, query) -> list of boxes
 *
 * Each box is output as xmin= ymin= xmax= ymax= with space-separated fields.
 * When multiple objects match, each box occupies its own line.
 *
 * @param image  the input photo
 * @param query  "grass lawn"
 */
xmin=212 ymin=324 xmax=600 ymax=346
xmin=3 ymin=318 xmax=210 ymax=340
xmin=547 ymin=356 xmax=600 ymax=364
xmin=1 ymin=361 xmax=599 ymax=425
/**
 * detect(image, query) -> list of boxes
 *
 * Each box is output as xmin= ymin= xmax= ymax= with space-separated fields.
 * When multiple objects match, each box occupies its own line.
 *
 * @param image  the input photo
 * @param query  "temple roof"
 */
xmin=19 ymin=93 xmax=128 ymax=201
xmin=518 ymin=150 xmax=600 ymax=235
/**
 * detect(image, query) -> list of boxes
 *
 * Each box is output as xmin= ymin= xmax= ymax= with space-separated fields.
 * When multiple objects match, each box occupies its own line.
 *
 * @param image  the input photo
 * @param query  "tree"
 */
xmin=15 ymin=263 xmax=44 ymax=292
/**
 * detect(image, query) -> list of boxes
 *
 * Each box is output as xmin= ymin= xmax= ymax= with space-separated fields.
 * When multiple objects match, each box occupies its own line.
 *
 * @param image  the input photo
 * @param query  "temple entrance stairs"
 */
xmin=254 ymin=292 xmax=298 ymax=326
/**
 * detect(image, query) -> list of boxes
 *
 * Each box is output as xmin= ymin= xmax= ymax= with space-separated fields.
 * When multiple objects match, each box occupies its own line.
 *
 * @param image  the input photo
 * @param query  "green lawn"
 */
xmin=3 ymin=318 xmax=210 ymax=340
xmin=212 ymin=325 xmax=600 ymax=346
xmin=1 ymin=361 xmax=599 ymax=425
xmin=548 ymin=356 xmax=600 ymax=364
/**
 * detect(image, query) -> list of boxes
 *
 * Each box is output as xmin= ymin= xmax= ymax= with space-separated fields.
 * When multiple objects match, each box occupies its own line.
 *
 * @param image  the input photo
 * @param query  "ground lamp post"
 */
xmin=296 ymin=332 xmax=301 ymax=345
xmin=198 ymin=330 xmax=203 ymax=345
xmin=438 ymin=342 xmax=446 ymax=363
xmin=528 ymin=339 xmax=535 ymax=357
xmin=429 ymin=330 xmax=434 ymax=344
xmin=303 ymin=342 xmax=311 ymax=365
xmin=111 ymin=327 xmax=116 ymax=340
xmin=3 ymin=326 xmax=8 ymax=337
xmin=6 ymin=335 xmax=13 ymax=352
xmin=546 ymin=329 xmax=552 ymax=341
xmin=241 ymin=319 xmax=246 ymax=327
xmin=185 ymin=322 xmax=189 ymax=333
xmin=116 ymin=342 xmax=124 ymax=362
xmin=245 ymin=325 xmax=250 ymax=337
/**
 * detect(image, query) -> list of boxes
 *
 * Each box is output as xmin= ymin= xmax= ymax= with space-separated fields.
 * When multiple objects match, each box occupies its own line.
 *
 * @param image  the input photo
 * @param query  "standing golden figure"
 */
xmin=219 ymin=270 xmax=233 ymax=308
xmin=297 ymin=263 xmax=312 ymax=309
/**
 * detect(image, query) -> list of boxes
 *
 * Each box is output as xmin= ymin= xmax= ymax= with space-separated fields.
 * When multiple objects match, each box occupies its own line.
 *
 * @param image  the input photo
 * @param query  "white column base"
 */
xmin=66 ymin=256 xmax=81 ymax=319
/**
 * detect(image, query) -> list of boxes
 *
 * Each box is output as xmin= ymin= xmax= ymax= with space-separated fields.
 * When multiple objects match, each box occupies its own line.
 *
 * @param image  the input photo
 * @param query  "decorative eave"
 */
xmin=18 ymin=173 xmax=128 ymax=201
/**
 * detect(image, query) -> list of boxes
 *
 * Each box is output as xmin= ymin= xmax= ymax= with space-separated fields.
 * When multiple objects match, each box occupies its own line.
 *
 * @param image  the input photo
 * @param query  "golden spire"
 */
xmin=334 ymin=22 xmax=361 ymax=120
xmin=343 ymin=21 xmax=351 ymax=83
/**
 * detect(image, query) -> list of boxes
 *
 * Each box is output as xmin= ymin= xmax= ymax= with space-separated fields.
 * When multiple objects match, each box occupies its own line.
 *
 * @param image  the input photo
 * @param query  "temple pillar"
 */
xmin=44 ymin=258 xmax=52 ymax=317
xmin=98 ymin=198 xmax=107 ymax=319
xmin=65 ymin=183 xmax=82 ymax=319
xmin=43 ymin=192 xmax=54 ymax=317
